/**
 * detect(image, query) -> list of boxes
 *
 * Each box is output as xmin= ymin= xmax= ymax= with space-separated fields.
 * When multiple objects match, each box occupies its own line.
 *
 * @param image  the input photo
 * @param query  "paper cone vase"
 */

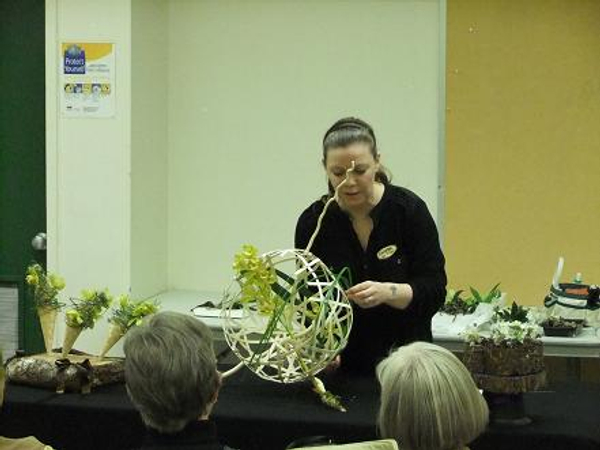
xmin=100 ymin=324 xmax=125 ymax=359
xmin=62 ymin=325 xmax=83 ymax=357
xmin=37 ymin=307 xmax=58 ymax=354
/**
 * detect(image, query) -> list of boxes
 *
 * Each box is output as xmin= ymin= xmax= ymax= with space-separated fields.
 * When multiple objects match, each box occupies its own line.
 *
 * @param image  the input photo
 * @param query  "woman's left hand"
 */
xmin=346 ymin=281 xmax=413 ymax=310
xmin=346 ymin=281 xmax=390 ymax=309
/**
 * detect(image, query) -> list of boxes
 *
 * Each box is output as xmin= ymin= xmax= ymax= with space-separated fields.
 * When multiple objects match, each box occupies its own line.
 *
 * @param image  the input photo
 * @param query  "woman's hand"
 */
xmin=346 ymin=281 xmax=413 ymax=310
xmin=322 ymin=354 xmax=341 ymax=374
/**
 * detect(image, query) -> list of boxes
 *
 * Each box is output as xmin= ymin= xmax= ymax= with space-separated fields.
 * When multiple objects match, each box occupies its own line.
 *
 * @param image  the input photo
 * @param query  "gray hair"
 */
xmin=376 ymin=342 xmax=489 ymax=450
xmin=0 ymin=348 xmax=4 ymax=406
xmin=124 ymin=311 xmax=219 ymax=434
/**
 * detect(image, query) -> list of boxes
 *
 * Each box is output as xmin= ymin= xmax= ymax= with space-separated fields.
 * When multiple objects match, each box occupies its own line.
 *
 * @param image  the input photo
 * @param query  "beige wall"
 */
xmin=46 ymin=0 xmax=132 ymax=353
xmin=445 ymin=0 xmax=600 ymax=305
xmin=166 ymin=0 xmax=444 ymax=292
xmin=131 ymin=0 xmax=169 ymax=298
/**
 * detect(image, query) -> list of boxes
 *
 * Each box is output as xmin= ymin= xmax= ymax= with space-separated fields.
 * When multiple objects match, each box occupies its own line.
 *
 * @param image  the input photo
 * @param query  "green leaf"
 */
xmin=484 ymin=283 xmax=501 ymax=303
xmin=453 ymin=290 xmax=464 ymax=301
xmin=275 ymin=268 xmax=295 ymax=286
xmin=469 ymin=287 xmax=483 ymax=303
xmin=270 ymin=282 xmax=292 ymax=302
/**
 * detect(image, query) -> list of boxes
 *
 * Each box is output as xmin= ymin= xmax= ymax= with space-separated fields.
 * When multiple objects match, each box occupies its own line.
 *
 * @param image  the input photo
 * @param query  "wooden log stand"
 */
xmin=5 ymin=350 xmax=124 ymax=394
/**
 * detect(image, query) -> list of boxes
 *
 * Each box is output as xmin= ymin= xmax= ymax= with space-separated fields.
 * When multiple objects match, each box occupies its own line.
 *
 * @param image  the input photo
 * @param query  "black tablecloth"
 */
xmin=1 ymin=368 xmax=599 ymax=450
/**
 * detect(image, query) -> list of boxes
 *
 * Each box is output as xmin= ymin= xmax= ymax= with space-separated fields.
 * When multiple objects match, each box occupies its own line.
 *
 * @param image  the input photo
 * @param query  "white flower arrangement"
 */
xmin=461 ymin=301 xmax=542 ymax=346
xmin=461 ymin=325 xmax=483 ymax=345
xmin=489 ymin=320 xmax=542 ymax=345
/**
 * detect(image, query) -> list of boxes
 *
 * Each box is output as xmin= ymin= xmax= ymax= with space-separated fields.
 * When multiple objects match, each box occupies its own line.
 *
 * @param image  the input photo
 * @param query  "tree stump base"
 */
xmin=5 ymin=350 xmax=124 ymax=394
xmin=471 ymin=370 xmax=546 ymax=394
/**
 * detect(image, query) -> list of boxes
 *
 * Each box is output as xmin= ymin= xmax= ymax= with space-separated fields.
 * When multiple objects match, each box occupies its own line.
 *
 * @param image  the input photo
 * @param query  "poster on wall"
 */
xmin=60 ymin=42 xmax=115 ymax=118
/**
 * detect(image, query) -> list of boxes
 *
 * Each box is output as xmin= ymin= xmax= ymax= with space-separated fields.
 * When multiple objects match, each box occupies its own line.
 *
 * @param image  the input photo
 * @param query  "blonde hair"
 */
xmin=376 ymin=342 xmax=488 ymax=450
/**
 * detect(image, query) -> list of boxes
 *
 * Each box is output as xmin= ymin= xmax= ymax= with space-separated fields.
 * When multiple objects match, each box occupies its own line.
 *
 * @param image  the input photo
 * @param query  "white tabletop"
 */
xmin=156 ymin=289 xmax=225 ymax=330
xmin=156 ymin=290 xmax=600 ymax=359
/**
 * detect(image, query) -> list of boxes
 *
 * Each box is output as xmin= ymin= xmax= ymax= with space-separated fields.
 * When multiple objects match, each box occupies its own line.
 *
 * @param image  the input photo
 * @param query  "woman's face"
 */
xmin=324 ymin=142 xmax=380 ymax=209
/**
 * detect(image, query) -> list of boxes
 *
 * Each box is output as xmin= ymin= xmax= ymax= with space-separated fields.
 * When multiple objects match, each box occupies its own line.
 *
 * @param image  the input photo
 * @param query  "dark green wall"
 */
xmin=0 ymin=0 xmax=46 ymax=353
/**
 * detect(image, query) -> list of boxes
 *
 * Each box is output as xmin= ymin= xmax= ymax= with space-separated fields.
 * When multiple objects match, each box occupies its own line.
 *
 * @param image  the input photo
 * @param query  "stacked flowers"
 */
xmin=63 ymin=289 xmax=112 ymax=357
xmin=100 ymin=295 xmax=159 ymax=358
xmin=25 ymin=263 xmax=66 ymax=354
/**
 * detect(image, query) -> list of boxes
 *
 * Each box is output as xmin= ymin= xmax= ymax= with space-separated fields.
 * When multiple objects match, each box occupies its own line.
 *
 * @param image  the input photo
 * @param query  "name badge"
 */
xmin=377 ymin=245 xmax=398 ymax=260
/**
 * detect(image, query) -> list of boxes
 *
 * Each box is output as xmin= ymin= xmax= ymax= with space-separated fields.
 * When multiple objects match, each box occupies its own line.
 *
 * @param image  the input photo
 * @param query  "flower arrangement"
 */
xmin=539 ymin=312 xmax=582 ymax=337
xmin=463 ymin=301 xmax=542 ymax=346
xmin=100 ymin=295 xmax=159 ymax=358
xmin=223 ymin=244 xmax=352 ymax=412
xmin=25 ymin=263 xmax=66 ymax=309
xmin=62 ymin=289 xmax=112 ymax=357
xmin=488 ymin=320 xmax=542 ymax=345
xmin=65 ymin=289 xmax=112 ymax=329
xmin=233 ymin=244 xmax=277 ymax=315
xmin=108 ymin=295 xmax=159 ymax=329
xmin=221 ymin=165 xmax=356 ymax=412
xmin=25 ymin=263 xmax=66 ymax=354
xmin=462 ymin=301 xmax=546 ymax=396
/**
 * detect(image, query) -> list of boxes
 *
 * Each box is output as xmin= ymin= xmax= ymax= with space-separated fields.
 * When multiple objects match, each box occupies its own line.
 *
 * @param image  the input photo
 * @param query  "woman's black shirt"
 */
xmin=295 ymin=184 xmax=447 ymax=374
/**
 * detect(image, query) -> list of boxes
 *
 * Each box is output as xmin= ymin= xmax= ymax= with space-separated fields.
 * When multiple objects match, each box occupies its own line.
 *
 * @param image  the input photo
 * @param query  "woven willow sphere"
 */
xmin=221 ymin=249 xmax=353 ymax=383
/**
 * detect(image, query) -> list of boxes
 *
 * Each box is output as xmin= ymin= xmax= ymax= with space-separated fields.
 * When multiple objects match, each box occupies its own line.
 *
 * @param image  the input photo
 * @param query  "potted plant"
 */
xmin=25 ymin=263 xmax=65 ymax=354
xmin=62 ymin=289 xmax=112 ymax=357
xmin=441 ymin=283 xmax=502 ymax=315
xmin=100 ymin=295 xmax=159 ymax=358
xmin=541 ymin=315 xmax=582 ymax=337
xmin=434 ymin=283 xmax=504 ymax=333
xmin=463 ymin=301 xmax=545 ymax=390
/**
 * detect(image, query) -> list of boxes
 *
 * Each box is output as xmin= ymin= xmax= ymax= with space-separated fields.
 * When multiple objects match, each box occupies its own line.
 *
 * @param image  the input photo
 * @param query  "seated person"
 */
xmin=290 ymin=439 xmax=398 ymax=450
xmin=376 ymin=342 xmax=488 ymax=450
xmin=0 ymin=350 xmax=54 ymax=450
xmin=124 ymin=311 xmax=234 ymax=450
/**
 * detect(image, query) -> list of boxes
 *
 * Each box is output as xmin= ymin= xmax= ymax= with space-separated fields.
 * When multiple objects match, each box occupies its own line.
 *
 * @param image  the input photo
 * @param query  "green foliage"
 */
xmin=441 ymin=283 xmax=501 ymax=315
xmin=470 ymin=282 xmax=501 ymax=304
xmin=493 ymin=301 xmax=529 ymax=323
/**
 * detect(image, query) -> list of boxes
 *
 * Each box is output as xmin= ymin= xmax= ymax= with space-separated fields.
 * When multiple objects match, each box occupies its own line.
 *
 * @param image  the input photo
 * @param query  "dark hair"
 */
xmin=322 ymin=117 xmax=391 ymax=191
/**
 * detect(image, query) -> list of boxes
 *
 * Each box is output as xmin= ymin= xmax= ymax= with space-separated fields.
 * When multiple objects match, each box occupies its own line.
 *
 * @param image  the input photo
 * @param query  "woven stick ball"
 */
xmin=221 ymin=248 xmax=353 ymax=383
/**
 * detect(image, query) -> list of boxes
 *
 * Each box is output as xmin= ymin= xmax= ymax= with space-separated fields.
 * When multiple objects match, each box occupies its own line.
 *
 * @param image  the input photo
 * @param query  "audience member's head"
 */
xmin=376 ymin=342 xmax=488 ymax=450
xmin=124 ymin=311 xmax=220 ymax=434
xmin=0 ymin=349 xmax=5 ymax=407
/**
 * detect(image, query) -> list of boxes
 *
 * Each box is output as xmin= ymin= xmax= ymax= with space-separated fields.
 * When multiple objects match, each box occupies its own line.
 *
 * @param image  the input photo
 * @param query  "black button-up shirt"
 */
xmin=295 ymin=184 xmax=446 ymax=373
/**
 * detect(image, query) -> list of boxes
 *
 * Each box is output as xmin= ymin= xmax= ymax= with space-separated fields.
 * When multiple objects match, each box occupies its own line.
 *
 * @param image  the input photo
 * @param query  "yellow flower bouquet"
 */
xmin=25 ymin=263 xmax=66 ymax=354
xmin=100 ymin=295 xmax=159 ymax=358
xmin=62 ymin=289 xmax=112 ymax=357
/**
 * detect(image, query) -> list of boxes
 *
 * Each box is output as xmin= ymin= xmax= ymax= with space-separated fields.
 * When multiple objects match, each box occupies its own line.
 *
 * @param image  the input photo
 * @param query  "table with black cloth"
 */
xmin=1 ymin=368 xmax=599 ymax=450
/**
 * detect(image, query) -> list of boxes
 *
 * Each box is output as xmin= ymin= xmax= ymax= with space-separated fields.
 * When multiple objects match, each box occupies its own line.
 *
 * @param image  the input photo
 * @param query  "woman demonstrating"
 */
xmin=295 ymin=117 xmax=447 ymax=374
